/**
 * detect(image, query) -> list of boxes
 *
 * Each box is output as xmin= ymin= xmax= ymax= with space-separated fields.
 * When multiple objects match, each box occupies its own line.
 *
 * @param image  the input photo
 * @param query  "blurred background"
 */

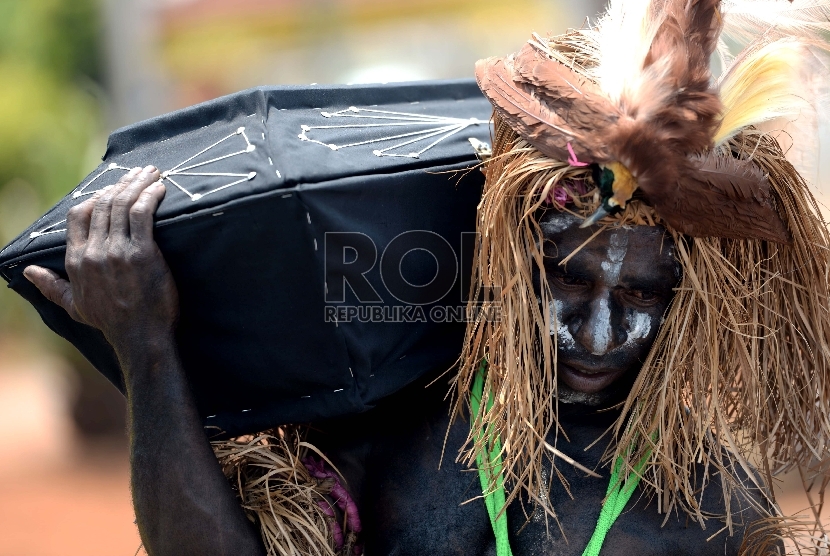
xmin=0 ymin=1 xmax=827 ymax=555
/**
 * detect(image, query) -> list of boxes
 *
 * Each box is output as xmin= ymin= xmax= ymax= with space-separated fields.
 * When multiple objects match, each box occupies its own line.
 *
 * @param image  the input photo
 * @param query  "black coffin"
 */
xmin=0 ymin=79 xmax=491 ymax=435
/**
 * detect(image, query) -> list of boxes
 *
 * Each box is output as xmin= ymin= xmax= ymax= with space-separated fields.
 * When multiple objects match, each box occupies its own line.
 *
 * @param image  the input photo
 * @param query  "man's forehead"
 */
xmin=539 ymin=212 xmax=676 ymax=269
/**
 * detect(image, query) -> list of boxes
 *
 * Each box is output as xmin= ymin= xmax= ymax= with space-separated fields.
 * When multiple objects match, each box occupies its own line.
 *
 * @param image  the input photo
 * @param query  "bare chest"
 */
xmin=317 ymin=395 xmax=751 ymax=556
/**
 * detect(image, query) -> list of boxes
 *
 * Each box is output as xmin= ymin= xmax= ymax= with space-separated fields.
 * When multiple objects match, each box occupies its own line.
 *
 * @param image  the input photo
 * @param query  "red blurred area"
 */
xmin=0 ymin=338 xmax=140 ymax=556
xmin=0 ymin=455 xmax=139 ymax=556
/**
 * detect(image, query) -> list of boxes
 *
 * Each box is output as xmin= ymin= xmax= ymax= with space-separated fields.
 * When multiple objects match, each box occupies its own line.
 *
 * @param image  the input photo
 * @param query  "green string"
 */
xmin=471 ymin=361 xmax=513 ymax=556
xmin=581 ymin=440 xmax=653 ymax=556
xmin=473 ymin=361 xmax=653 ymax=556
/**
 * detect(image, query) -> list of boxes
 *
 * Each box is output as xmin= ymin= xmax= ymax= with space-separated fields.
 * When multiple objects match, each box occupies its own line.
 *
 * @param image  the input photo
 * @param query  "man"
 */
xmin=22 ymin=0 xmax=830 ymax=553
xmin=22 ymin=166 xmax=768 ymax=555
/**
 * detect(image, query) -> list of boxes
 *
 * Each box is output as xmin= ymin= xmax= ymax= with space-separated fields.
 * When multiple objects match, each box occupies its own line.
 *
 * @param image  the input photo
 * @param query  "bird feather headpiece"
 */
xmin=455 ymin=0 xmax=830 ymax=550
xmin=473 ymin=0 xmax=830 ymax=242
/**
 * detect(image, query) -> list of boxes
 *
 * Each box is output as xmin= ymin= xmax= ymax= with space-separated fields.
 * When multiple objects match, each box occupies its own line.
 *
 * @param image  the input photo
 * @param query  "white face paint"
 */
xmin=589 ymin=233 xmax=630 ymax=355
xmin=623 ymin=310 xmax=652 ymax=347
xmin=549 ymin=299 xmax=576 ymax=350
xmin=539 ymin=212 xmax=581 ymax=235
xmin=590 ymin=297 xmax=613 ymax=355
xmin=543 ymin=224 xmax=663 ymax=361
xmin=600 ymin=232 xmax=628 ymax=284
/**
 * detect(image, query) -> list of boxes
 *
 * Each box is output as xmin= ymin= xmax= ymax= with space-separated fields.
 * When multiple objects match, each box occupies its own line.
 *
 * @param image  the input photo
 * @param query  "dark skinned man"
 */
xmin=23 ymin=167 xmax=768 ymax=555
xmin=19 ymin=1 xmax=830 ymax=553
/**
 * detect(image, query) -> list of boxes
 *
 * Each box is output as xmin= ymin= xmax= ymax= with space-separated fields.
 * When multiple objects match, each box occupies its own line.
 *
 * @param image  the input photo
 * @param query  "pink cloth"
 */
xmin=303 ymin=456 xmax=363 ymax=553
xmin=545 ymin=178 xmax=589 ymax=208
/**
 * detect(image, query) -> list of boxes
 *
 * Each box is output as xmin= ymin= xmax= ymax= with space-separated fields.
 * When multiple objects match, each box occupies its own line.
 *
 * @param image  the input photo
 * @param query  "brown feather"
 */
xmin=647 ymin=153 xmax=792 ymax=243
xmin=476 ymin=0 xmax=724 ymax=176
xmin=511 ymin=43 xmax=618 ymax=120
xmin=511 ymin=43 xmax=622 ymax=158
xmin=475 ymin=0 xmax=787 ymax=243
xmin=620 ymin=0 xmax=723 ymax=154
xmin=474 ymin=53 xmax=615 ymax=164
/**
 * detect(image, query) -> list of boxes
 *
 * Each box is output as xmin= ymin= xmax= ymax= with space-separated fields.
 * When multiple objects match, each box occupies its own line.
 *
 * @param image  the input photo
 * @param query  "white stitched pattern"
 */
xmin=298 ymin=106 xmax=482 ymax=159
xmin=30 ymin=127 xmax=258 ymax=239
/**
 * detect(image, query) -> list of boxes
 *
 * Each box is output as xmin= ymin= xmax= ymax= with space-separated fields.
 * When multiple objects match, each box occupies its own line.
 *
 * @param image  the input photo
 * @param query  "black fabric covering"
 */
xmin=0 ymin=80 xmax=490 ymax=435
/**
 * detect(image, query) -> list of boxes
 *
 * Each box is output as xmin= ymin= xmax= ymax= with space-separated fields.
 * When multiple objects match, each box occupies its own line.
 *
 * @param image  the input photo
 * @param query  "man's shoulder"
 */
xmin=620 ymin=452 xmax=778 ymax=555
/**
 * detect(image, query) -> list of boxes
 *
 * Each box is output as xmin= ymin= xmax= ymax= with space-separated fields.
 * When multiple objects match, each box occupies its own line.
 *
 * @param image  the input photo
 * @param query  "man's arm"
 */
xmin=24 ymin=166 xmax=264 ymax=556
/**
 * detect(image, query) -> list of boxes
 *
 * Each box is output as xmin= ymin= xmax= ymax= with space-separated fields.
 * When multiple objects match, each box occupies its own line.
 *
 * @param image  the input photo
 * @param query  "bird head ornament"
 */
xmin=475 ymin=0 xmax=830 ymax=242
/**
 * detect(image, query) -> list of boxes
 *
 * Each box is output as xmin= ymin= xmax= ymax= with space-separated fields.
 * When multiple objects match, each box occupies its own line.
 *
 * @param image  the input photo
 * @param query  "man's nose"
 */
xmin=574 ymin=295 xmax=625 ymax=355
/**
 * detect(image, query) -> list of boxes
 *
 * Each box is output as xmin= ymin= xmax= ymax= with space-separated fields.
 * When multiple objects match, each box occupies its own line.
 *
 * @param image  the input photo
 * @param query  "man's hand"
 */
xmin=25 ymin=165 xmax=265 ymax=556
xmin=24 ymin=166 xmax=178 ymax=356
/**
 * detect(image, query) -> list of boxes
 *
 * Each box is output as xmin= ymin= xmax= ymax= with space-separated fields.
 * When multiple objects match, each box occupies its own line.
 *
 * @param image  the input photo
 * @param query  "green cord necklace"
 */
xmin=472 ymin=363 xmax=651 ymax=556
xmin=471 ymin=363 xmax=513 ymax=556
xmin=581 ymin=443 xmax=652 ymax=556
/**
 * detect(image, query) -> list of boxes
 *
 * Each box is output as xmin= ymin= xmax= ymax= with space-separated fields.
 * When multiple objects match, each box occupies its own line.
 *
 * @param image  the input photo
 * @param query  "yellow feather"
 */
xmin=606 ymin=161 xmax=638 ymax=208
xmin=714 ymin=39 xmax=817 ymax=146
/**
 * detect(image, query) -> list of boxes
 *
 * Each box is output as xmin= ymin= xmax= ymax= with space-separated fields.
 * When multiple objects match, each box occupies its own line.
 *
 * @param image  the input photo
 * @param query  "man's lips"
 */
xmin=558 ymin=361 xmax=627 ymax=394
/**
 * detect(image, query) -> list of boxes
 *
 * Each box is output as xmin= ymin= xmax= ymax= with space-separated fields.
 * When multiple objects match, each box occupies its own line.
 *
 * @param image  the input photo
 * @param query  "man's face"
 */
xmin=538 ymin=212 xmax=680 ymax=405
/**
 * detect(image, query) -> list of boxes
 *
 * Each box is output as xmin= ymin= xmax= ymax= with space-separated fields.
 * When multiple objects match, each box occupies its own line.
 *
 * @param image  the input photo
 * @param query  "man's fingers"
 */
xmin=66 ymin=193 xmax=96 ymax=248
xmin=88 ymin=167 xmax=141 ymax=243
xmin=23 ymin=266 xmax=82 ymax=323
xmin=66 ymin=186 xmax=114 ymax=272
xmin=129 ymin=182 xmax=167 ymax=245
xmin=111 ymin=166 xmax=160 ymax=239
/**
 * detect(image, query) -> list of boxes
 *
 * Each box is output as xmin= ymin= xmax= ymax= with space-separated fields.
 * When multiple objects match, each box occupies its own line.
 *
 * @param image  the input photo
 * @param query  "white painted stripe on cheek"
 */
xmin=627 ymin=311 xmax=651 ymax=341
xmin=621 ymin=310 xmax=653 ymax=350
xmin=549 ymin=299 xmax=576 ymax=349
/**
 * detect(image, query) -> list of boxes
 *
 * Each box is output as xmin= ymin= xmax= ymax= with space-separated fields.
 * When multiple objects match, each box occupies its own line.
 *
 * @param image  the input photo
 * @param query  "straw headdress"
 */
xmin=453 ymin=0 xmax=830 ymax=550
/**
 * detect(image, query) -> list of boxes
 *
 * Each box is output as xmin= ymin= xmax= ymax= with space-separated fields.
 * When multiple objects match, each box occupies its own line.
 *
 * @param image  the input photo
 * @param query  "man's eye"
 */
xmin=626 ymin=290 xmax=658 ymax=304
xmin=552 ymin=273 xmax=588 ymax=288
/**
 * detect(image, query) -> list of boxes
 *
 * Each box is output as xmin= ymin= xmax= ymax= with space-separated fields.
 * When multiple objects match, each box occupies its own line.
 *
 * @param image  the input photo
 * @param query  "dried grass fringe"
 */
xmin=211 ymin=427 xmax=344 ymax=556
xmin=452 ymin=30 xmax=830 ymax=554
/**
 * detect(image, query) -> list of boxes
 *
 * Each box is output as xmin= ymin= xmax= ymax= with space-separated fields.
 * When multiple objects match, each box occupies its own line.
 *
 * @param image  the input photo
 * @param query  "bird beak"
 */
xmin=580 ymin=204 xmax=611 ymax=228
